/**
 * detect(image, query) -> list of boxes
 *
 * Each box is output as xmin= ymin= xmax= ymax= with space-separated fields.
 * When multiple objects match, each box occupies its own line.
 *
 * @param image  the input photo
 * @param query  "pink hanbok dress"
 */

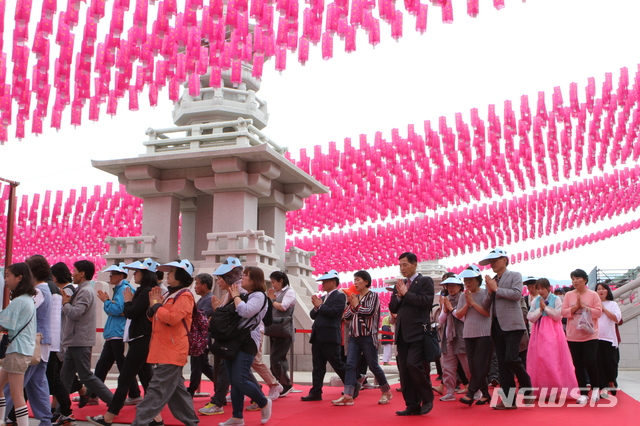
xmin=527 ymin=293 xmax=578 ymax=398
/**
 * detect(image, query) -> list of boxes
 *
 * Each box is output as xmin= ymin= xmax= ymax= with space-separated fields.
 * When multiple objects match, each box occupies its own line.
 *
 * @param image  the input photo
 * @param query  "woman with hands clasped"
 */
xmin=438 ymin=276 xmax=471 ymax=403
xmin=127 ymin=259 xmax=199 ymax=426
xmin=561 ymin=269 xmax=602 ymax=405
xmin=526 ymin=278 xmax=577 ymax=401
xmin=332 ymin=271 xmax=392 ymax=407
xmin=595 ymin=283 xmax=621 ymax=399
xmin=454 ymin=265 xmax=492 ymax=406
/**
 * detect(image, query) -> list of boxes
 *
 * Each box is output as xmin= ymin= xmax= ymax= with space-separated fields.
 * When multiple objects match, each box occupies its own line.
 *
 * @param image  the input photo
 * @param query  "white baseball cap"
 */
xmin=212 ymin=257 xmax=242 ymax=276
xmin=158 ymin=259 xmax=194 ymax=276
xmin=458 ymin=264 xmax=482 ymax=279
xmin=440 ymin=277 xmax=463 ymax=286
xmin=317 ymin=270 xmax=340 ymax=281
xmin=479 ymin=248 xmax=508 ymax=266
xmin=102 ymin=262 xmax=128 ymax=275
xmin=124 ymin=258 xmax=158 ymax=273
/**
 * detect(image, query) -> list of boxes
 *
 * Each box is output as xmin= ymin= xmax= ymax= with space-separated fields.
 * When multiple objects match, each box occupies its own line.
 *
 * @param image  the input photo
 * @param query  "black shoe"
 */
xmin=420 ymin=402 xmax=433 ymax=415
xmin=301 ymin=394 xmax=322 ymax=401
xmin=78 ymin=395 xmax=90 ymax=408
xmin=459 ymin=397 xmax=474 ymax=406
xmin=476 ymin=397 xmax=491 ymax=406
xmin=149 ymin=420 xmax=165 ymax=426
xmin=396 ymin=408 xmax=421 ymax=416
xmin=86 ymin=415 xmax=112 ymax=426
xmin=353 ymin=382 xmax=362 ymax=399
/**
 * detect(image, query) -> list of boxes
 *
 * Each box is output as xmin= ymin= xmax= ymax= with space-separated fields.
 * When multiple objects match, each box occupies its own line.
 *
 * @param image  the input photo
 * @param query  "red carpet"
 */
xmin=70 ymin=381 xmax=640 ymax=425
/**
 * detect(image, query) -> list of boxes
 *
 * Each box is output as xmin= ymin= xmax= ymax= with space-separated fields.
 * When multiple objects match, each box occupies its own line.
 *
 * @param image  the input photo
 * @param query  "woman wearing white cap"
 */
xmin=437 ymin=276 xmax=471 ymax=402
xmin=127 ymin=259 xmax=199 ymax=426
xmin=455 ymin=265 xmax=492 ymax=406
xmin=87 ymin=258 xmax=161 ymax=426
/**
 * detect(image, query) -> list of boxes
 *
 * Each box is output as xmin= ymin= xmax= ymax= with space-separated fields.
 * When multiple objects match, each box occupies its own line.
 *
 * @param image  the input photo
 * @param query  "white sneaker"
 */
xmin=267 ymin=384 xmax=283 ymax=401
xmin=591 ymin=392 xmax=600 ymax=403
xmin=600 ymin=389 xmax=609 ymax=399
xmin=576 ymin=395 xmax=588 ymax=405
xmin=261 ymin=399 xmax=272 ymax=424
xmin=199 ymin=403 xmax=224 ymax=415
xmin=440 ymin=394 xmax=456 ymax=402
xmin=218 ymin=418 xmax=244 ymax=426
xmin=474 ymin=390 xmax=482 ymax=400
xmin=246 ymin=402 xmax=260 ymax=411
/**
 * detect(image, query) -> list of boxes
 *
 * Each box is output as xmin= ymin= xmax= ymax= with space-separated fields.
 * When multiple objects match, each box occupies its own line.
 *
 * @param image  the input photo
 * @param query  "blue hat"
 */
xmin=479 ymin=247 xmax=508 ymax=266
xmin=441 ymin=277 xmax=463 ymax=286
xmin=212 ymin=257 xmax=242 ymax=276
xmin=124 ymin=258 xmax=158 ymax=273
xmin=458 ymin=264 xmax=482 ymax=279
xmin=317 ymin=270 xmax=340 ymax=281
xmin=102 ymin=262 xmax=128 ymax=275
xmin=158 ymin=259 xmax=194 ymax=276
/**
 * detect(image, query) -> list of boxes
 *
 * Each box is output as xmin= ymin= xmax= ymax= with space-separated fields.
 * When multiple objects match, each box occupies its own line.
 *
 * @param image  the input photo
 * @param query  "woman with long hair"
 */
xmin=217 ymin=265 xmax=272 ymax=426
xmin=0 ymin=263 xmax=37 ymax=426
xmin=595 ymin=283 xmax=621 ymax=399
xmin=88 ymin=258 xmax=160 ymax=426
xmin=561 ymin=269 xmax=602 ymax=405
xmin=526 ymin=278 xmax=577 ymax=400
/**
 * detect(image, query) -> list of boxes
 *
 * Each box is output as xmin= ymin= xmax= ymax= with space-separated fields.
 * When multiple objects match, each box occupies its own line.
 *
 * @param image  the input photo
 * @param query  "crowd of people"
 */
xmin=0 ymin=246 xmax=624 ymax=426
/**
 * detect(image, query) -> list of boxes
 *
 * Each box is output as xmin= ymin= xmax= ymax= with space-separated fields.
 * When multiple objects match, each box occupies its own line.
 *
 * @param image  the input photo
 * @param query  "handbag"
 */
xmin=576 ymin=307 xmax=596 ymax=334
xmin=264 ymin=316 xmax=293 ymax=338
xmin=0 ymin=313 xmax=35 ymax=360
xmin=210 ymin=293 xmax=268 ymax=360
xmin=422 ymin=324 xmax=441 ymax=362
xmin=29 ymin=333 xmax=43 ymax=365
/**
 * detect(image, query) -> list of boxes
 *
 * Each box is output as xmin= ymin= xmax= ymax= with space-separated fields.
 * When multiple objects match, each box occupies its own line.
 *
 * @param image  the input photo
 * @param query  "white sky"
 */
xmin=1 ymin=0 xmax=640 ymax=282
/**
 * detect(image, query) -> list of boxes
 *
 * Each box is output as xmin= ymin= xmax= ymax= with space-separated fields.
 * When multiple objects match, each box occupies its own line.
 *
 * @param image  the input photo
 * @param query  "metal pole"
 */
xmin=1 ymin=177 xmax=19 ymax=309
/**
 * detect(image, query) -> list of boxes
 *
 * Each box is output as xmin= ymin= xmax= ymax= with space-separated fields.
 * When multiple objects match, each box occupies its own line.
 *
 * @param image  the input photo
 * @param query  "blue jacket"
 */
xmin=102 ymin=280 xmax=135 ymax=340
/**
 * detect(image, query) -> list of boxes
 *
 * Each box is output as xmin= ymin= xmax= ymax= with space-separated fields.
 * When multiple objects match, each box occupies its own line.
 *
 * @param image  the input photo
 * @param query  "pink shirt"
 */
xmin=561 ymin=289 xmax=602 ymax=342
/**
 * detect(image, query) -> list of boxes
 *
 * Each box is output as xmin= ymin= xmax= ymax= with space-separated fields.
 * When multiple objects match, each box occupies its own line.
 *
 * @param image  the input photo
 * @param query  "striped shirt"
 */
xmin=343 ymin=290 xmax=381 ymax=344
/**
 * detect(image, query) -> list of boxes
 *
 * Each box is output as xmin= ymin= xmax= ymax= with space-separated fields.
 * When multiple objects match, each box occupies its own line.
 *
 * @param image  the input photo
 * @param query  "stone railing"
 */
xmin=284 ymin=246 xmax=315 ymax=278
xmin=613 ymin=276 xmax=640 ymax=321
xmin=180 ymin=86 xmax=268 ymax=116
xmin=103 ymin=236 xmax=157 ymax=264
xmin=143 ymin=118 xmax=286 ymax=155
xmin=202 ymin=229 xmax=279 ymax=267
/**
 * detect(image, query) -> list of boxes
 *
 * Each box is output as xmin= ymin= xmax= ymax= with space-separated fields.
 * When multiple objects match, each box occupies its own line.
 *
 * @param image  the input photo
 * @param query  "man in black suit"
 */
xmin=301 ymin=270 xmax=347 ymax=401
xmin=389 ymin=252 xmax=435 ymax=416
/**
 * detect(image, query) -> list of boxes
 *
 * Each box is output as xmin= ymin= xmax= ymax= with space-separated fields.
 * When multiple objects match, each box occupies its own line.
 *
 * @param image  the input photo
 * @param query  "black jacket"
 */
xmin=123 ymin=285 xmax=153 ymax=340
xmin=389 ymin=274 xmax=434 ymax=343
xmin=309 ymin=290 xmax=346 ymax=345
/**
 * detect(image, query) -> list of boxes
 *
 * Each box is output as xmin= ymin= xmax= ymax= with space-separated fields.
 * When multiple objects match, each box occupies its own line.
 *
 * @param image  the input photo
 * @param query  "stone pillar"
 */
xmin=180 ymin=198 xmax=197 ymax=260
xmin=142 ymin=196 xmax=180 ymax=262
xmin=194 ymin=194 xmax=213 ymax=261
xmin=258 ymin=204 xmax=286 ymax=269
xmin=213 ymin=191 xmax=258 ymax=236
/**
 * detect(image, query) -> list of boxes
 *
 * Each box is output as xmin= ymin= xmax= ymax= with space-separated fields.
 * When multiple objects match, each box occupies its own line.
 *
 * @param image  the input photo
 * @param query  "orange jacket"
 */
xmin=147 ymin=289 xmax=194 ymax=366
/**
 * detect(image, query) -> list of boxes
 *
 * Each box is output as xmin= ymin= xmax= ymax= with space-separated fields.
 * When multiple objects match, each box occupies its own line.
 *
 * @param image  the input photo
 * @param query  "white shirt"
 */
xmin=598 ymin=300 xmax=621 ymax=346
xmin=276 ymin=287 xmax=297 ymax=311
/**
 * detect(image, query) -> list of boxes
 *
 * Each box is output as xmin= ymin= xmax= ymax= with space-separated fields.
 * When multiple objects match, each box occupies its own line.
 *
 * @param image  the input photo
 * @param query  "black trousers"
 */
xmin=269 ymin=336 xmax=293 ymax=388
xmin=187 ymin=351 xmax=215 ymax=395
xmin=568 ymin=339 xmax=600 ymax=395
xmin=108 ymin=336 xmax=153 ymax=416
xmin=396 ymin=335 xmax=433 ymax=411
xmin=491 ymin=319 xmax=531 ymax=402
xmin=596 ymin=339 xmax=619 ymax=389
xmin=464 ymin=336 xmax=493 ymax=399
xmin=47 ymin=352 xmax=73 ymax=416
xmin=93 ymin=339 xmax=141 ymax=399
xmin=310 ymin=342 xmax=346 ymax=396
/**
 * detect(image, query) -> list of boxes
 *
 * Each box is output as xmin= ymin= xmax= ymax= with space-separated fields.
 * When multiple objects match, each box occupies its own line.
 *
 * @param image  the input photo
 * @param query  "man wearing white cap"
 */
xmin=479 ymin=248 xmax=532 ymax=409
xmin=301 ymin=270 xmax=347 ymax=401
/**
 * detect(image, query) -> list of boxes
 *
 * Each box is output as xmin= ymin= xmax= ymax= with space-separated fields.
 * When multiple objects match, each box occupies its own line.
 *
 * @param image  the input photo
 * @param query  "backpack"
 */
xmin=175 ymin=289 xmax=210 ymax=357
xmin=262 ymin=294 xmax=273 ymax=327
